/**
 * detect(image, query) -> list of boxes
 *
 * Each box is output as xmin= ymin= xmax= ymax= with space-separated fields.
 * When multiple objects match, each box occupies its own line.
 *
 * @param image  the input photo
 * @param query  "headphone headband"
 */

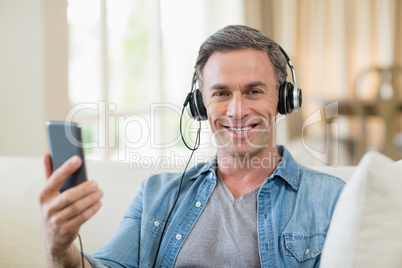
xmin=185 ymin=46 xmax=302 ymax=119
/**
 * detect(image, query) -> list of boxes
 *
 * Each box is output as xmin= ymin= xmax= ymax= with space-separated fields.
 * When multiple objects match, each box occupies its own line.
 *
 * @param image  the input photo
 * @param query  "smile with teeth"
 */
xmin=227 ymin=125 xmax=255 ymax=133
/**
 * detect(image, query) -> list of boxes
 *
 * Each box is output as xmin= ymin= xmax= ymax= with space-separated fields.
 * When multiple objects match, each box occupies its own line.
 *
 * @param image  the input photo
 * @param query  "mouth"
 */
xmin=224 ymin=124 xmax=258 ymax=133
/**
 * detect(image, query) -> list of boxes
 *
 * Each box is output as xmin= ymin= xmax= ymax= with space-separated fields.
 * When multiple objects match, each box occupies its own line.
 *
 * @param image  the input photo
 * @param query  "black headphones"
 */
xmin=183 ymin=46 xmax=302 ymax=120
xmin=277 ymin=47 xmax=302 ymax=115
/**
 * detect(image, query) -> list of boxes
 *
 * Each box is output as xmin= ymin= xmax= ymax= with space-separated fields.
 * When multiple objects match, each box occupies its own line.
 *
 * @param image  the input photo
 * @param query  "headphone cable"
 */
xmin=180 ymin=104 xmax=201 ymax=151
xmin=154 ymin=118 xmax=201 ymax=265
xmin=78 ymin=233 xmax=85 ymax=268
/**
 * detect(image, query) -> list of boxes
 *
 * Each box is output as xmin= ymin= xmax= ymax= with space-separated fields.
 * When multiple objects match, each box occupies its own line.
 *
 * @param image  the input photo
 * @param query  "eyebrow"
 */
xmin=210 ymin=83 xmax=229 ymax=90
xmin=245 ymin=81 xmax=268 ymax=90
xmin=209 ymin=81 xmax=268 ymax=91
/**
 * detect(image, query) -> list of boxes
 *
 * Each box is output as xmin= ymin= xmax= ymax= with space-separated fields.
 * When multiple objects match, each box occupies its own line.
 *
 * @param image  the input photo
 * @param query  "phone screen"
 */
xmin=46 ymin=121 xmax=88 ymax=192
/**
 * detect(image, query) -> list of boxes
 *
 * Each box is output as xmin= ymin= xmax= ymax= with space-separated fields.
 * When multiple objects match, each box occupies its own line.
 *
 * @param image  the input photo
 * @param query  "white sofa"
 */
xmin=0 ymin=155 xmax=356 ymax=267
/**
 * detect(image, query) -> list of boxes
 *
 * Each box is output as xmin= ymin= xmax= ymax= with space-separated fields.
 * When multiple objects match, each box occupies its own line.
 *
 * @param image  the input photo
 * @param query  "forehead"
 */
xmin=202 ymin=49 xmax=276 ymax=87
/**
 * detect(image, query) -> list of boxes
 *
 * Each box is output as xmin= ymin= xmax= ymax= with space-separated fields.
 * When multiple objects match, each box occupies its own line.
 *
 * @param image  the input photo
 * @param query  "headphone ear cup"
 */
xmin=187 ymin=89 xmax=208 ymax=121
xmin=278 ymin=83 xmax=285 ymax=115
xmin=278 ymin=82 xmax=289 ymax=114
xmin=186 ymin=93 xmax=198 ymax=119
xmin=293 ymin=87 xmax=302 ymax=111
xmin=278 ymin=82 xmax=297 ymax=115
xmin=195 ymin=89 xmax=208 ymax=120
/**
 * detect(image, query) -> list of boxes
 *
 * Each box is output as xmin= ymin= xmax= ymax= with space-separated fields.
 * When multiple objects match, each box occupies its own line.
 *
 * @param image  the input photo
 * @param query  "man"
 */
xmin=39 ymin=25 xmax=345 ymax=267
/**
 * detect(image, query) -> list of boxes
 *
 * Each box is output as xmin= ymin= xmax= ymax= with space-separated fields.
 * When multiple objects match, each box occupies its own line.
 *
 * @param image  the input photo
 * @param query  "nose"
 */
xmin=226 ymin=92 xmax=250 ymax=119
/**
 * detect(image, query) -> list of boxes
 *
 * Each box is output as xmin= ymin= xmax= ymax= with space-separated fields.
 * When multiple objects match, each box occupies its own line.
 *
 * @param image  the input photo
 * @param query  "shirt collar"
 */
xmin=188 ymin=154 xmax=218 ymax=181
xmin=271 ymin=145 xmax=300 ymax=191
xmin=188 ymin=146 xmax=300 ymax=191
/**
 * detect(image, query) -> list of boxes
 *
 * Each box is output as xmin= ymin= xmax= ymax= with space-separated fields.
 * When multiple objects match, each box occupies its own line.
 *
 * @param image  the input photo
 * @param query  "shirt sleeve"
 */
xmin=83 ymin=252 xmax=108 ymax=268
xmin=83 ymin=187 xmax=144 ymax=268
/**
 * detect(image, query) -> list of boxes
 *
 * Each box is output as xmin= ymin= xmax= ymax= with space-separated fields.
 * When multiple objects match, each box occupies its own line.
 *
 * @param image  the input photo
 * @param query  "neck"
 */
xmin=216 ymin=148 xmax=281 ymax=198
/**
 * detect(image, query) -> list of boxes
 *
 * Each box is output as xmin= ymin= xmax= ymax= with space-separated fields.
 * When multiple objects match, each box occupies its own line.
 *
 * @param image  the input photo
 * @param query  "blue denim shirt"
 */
xmin=85 ymin=146 xmax=345 ymax=268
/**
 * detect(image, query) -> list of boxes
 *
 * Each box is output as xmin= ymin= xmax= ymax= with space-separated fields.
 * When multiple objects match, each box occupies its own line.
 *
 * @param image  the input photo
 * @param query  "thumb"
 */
xmin=43 ymin=153 xmax=53 ymax=180
xmin=43 ymin=156 xmax=82 ymax=196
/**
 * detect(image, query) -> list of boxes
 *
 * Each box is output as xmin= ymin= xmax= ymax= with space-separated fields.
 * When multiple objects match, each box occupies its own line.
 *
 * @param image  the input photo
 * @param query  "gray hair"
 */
xmin=195 ymin=25 xmax=287 ymax=91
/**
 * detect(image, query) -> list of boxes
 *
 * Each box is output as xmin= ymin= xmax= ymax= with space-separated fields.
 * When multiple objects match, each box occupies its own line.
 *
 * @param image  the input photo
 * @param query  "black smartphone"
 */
xmin=46 ymin=121 xmax=88 ymax=192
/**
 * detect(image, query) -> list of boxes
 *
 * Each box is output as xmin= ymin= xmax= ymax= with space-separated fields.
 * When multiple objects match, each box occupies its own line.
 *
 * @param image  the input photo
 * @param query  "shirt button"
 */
xmin=305 ymin=248 xmax=310 ymax=255
xmin=195 ymin=201 xmax=202 ymax=207
xmin=154 ymin=221 xmax=160 ymax=227
xmin=176 ymin=234 xmax=182 ymax=240
xmin=209 ymin=173 xmax=213 ymax=178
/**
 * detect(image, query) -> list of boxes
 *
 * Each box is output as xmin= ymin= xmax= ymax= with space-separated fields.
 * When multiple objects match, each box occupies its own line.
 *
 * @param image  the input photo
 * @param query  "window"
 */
xmin=67 ymin=0 xmax=244 ymax=168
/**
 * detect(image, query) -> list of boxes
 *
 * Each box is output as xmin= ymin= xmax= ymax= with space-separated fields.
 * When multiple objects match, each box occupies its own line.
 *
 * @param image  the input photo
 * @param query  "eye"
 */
xmin=213 ymin=91 xmax=230 ymax=97
xmin=247 ymin=89 xmax=262 ymax=95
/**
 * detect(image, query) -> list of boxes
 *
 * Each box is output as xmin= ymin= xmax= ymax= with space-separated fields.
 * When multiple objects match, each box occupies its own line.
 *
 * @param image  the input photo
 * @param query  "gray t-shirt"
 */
xmin=174 ymin=172 xmax=262 ymax=267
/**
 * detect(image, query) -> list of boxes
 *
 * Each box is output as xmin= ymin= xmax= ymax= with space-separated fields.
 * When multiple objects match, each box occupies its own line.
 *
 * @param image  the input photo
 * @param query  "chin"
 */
xmin=219 ymin=144 xmax=267 ymax=158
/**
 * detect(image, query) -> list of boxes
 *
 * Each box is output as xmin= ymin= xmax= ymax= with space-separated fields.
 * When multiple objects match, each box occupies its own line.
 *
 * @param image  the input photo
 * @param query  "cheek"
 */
xmin=204 ymin=100 xmax=217 ymax=129
xmin=264 ymin=97 xmax=279 ymax=114
xmin=205 ymin=100 xmax=226 ymax=120
xmin=256 ymin=98 xmax=277 ymax=114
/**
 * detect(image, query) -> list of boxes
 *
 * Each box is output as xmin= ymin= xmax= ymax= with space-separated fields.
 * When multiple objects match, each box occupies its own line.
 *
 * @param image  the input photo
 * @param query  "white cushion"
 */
xmin=320 ymin=151 xmax=402 ymax=268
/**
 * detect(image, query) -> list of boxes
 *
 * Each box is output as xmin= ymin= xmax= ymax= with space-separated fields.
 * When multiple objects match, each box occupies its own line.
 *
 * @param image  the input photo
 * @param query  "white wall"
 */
xmin=0 ymin=0 xmax=69 ymax=157
xmin=201 ymin=0 xmax=244 ymax=35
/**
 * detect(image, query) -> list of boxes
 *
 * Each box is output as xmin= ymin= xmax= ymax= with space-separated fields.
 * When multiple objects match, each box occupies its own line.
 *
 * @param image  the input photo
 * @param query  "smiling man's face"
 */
xmin=202 ymin=49 xmax=279 ymax=159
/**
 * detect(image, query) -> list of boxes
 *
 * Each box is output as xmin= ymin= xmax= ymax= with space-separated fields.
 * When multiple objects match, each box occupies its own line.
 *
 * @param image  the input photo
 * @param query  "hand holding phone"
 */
xmin=46 ymin=121 xmax=88 ymax=192
xmin=41 ymin=122 xmax=101 ymax=267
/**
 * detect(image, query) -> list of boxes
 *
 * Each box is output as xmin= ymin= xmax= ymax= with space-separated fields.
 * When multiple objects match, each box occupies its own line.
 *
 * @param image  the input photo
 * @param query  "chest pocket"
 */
xmin=283 ymin=232 xmax=326 ymax=262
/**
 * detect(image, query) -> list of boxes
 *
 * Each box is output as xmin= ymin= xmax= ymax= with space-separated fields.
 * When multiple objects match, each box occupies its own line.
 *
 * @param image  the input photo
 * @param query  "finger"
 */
xmin=50 ymin=190 xmax=103 ymax=225
xmin=44 ymin=156 xmax=82 ymax=195
xmin=61 ymin=200 xmax=102 ymax=234
xmin=43 ymin=153 xmax=53 ymax=179
xmin=49 ymin=180 xmax=99 ymax=212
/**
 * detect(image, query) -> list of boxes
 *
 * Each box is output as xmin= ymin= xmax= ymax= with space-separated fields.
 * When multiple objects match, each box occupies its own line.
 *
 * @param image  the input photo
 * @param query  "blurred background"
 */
xmin=1 ymin=0 xmax=401 ymax=167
